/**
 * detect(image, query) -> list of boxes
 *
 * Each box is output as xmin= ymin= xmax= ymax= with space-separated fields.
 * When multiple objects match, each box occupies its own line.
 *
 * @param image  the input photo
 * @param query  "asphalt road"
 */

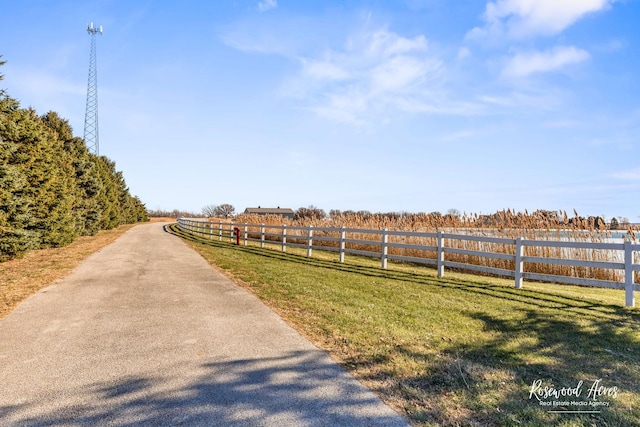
xmin=0 ymin=222 xmax=408 ymax=427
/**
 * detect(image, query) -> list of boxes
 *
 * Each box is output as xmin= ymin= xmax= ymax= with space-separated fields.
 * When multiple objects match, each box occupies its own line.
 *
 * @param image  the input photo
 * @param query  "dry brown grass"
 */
xmin=149 ymin=216 xmax=177 ymax=223
xmin=0 ymin=224 xmax=138 ymax=319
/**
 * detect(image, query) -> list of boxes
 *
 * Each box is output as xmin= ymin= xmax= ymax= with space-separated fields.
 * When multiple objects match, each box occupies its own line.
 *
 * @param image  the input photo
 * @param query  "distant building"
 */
xmin=243 ymin=206 xmax=295 ymax=219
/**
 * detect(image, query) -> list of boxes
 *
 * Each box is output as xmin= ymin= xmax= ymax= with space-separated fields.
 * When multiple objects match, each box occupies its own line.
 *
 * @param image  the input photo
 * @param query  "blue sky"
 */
xmin=1 ymin=0 xmax=639 ymax=220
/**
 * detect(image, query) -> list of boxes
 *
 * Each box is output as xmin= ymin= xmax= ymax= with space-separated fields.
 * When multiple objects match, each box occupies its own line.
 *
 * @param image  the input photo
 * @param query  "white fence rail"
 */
xmin=176 ymin=218 xmax=640 ymax=307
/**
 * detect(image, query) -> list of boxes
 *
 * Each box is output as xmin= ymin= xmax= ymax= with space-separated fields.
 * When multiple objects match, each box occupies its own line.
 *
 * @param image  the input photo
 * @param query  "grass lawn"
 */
xmin=171 ymin=224 xmax=640 ymax=427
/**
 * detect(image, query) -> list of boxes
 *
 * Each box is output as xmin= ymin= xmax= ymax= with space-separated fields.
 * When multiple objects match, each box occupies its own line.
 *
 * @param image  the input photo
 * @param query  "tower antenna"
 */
xmin=83 ymin=22 xmax=103 ymax=155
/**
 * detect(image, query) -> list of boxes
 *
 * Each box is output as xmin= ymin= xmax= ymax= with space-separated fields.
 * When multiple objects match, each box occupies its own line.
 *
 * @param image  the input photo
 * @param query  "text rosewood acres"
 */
xmin=529 ymin=379 xmax=619 ymax=408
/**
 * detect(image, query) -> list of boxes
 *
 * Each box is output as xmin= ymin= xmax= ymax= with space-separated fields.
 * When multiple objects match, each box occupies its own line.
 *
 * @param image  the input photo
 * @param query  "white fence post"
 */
xmin=282 ymin=225 xmax=287 ymax=252
xmin=515 ymin=237 xmax=524 ymax=289
xmin=218 ymin=223 xmax=222 ymax=241
xmin=381 ymin=228 xmax=388 ymax=269
xmin=209 ymin=222 xmax=213 ymax=240
xmin=244 ymin=223 xmax=248 ymax=246
xmin=339 ymin=227 xmax=346 ymax=263
xmin=437 ymin=231 xmax=445 ymax=277
xmin=625 ymin=240 xmax=635 ymax=307
xmin=229 ymin=223 xmax=234 ymax=244
xmin=307 ymin=226 xmax=314 ymax=257
xmin=261 ymin=224 xmax=265 ymax=248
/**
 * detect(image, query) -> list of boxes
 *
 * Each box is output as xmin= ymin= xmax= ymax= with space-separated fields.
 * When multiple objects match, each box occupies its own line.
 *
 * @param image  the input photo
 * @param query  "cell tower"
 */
xmin=83 ymin=22 xmax=102 ymax=155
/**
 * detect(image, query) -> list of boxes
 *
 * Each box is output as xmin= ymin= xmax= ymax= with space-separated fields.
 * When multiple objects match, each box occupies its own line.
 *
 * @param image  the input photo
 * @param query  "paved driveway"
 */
xmin=0 ymin=222 xmax=408 ymax=426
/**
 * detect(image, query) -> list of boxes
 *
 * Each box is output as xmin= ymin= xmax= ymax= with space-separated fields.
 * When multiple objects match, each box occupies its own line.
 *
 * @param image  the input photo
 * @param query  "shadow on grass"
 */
xmin=167 ymin=224 xmax=640 ymax=426
xmin=0 ymin=351 xmax=407 ymax=426
xmin=377 ymin=305 xmax=640 ymax=426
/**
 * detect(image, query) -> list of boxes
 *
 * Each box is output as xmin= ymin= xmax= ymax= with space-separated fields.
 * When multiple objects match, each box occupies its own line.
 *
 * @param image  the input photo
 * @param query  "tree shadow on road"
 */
xmin=0 ymin=350 xmax=407 ymax=426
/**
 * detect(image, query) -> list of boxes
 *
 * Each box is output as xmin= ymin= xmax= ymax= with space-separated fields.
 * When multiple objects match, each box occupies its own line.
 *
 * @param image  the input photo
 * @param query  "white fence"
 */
xmin=176 ymin=218 xmax=640 ymax=307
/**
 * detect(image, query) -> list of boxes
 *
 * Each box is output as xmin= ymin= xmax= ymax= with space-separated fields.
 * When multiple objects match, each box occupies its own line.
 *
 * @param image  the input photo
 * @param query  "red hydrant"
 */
xmin=233 ymin=227 xmax=240 ymax=245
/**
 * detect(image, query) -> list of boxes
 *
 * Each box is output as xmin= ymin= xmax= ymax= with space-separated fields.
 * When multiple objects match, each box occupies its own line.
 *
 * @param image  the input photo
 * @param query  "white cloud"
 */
xmin=257 ymin=0 xmax=277 ymax=13
xmin=542 ymin=119 xmax=581 ymax=128
xmin=7 ymin=67 xmax=85 ymax=99
xmin=4 ymin=66 xmax=85 ymax=124
xmin=478 ymin=90 xmax=561 ymax=111
xmin=370 ymin=56 xmax=430 ymax=93
xmin=468 ymin=0 xmax=615 ymax=40
xmin=611 ymin=168 xmax=640 ymax=181
xmin=457 ymin=47 xmax=471 ymax=60
xmin=285 ymin=28 xmax=455 ymax=124
xmin=302 ymin=59 xmax=350 ymax=81
xmin=364 ymin=30 xmax=428 ymax=57
xmin=221 ymin=30 xmax=290 ymax=56
xmin=502 ymin=45 xmax=590 ymax=77
xmin=313 ymin=91 xmax=370 ymax=125
xmin=441 ymin=129 xmax=480 ymax=142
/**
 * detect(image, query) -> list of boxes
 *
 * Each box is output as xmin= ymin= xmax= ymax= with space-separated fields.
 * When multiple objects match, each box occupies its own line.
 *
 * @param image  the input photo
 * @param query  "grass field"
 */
xmin=171 ymin=223 xmax=640 ymax=427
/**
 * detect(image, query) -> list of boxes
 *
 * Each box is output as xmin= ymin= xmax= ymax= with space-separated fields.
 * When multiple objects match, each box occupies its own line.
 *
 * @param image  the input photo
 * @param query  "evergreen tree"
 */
xmin=41 ymin=111 xmax=102 ymax=235
xmin=0 ymin=96 xmax=39 ymax=260
xmin=8 ymin=107 xmax=77 ymax=247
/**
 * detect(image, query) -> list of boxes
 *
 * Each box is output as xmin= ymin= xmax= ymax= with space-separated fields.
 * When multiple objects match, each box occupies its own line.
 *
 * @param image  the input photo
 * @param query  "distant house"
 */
xmin=243 ymin=206 xmax=295 ymax=219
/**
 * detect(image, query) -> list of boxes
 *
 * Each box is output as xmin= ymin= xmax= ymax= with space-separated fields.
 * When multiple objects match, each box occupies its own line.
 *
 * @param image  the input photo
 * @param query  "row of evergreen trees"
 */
xmin=0 ymin=58 xmax=148 ymax=261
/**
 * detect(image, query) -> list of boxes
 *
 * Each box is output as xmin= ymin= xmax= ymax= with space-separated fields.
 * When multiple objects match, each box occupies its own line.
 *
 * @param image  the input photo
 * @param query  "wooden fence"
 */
xmin=177 ymin=218 xmax=640 ymax=307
